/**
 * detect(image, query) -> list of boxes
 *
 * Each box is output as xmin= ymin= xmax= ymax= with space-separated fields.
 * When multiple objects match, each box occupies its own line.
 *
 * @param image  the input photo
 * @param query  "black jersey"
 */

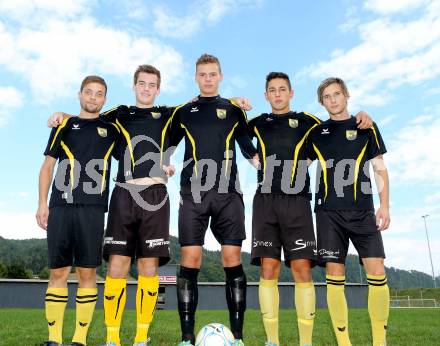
xmin=307 ymin=116 xmax=386 ymax=211
xmin=248 ymin=111 xmax=321 ymax=196
xmin=165 ymin=96 xmax=257 ymax=193
xmin=101 ymin=105 xmax=174 ymax=182
xmin=44 ymin=116 xmax=119 ymax=209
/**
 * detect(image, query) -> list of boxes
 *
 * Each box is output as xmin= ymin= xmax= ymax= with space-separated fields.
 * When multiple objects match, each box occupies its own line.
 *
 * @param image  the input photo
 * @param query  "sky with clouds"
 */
xmin=0 ymin=0 xmax=439 ymax=278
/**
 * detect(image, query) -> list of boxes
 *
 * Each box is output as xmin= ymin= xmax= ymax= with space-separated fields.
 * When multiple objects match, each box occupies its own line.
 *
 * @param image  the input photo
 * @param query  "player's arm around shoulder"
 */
xmin=47 ymin=111 xmax=72 ymax=127
xmin=36 ymin=155 xmax=57 ymax=230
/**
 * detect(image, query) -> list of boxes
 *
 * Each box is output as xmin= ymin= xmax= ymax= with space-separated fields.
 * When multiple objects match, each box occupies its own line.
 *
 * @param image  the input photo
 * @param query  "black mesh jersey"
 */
xmin=100 ymin=105 xmax=174 ymax=182
xmin=44 ymin=116 xmax=120 ymax=209
xmin=248 ymin=111 xmax=321 ymax=196
xmin=307 ymin=116 xmax=386 ymax=211
xmin=165 ymin=96 xmax=257 ymax=193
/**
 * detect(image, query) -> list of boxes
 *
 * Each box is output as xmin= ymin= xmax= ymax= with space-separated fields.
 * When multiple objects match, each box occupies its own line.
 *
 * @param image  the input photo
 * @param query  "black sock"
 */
xmin=177 ymin=266 xmax=199 ymax=344
xmin=224 ymin=264 xmax=247 ymax=340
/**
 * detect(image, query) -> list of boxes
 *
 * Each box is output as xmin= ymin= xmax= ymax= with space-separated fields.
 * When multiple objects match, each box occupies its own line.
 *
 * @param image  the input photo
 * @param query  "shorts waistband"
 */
xmin=115 ymin=183 xmax=167 ymax=192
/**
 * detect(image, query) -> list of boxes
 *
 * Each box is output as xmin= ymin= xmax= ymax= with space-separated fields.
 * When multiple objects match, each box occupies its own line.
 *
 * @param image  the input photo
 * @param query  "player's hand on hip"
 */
xmin=36 ymin=204 xmax=49 ymax=230
xmin=47 ymin=112 xmax=66 ymax=128
xmin=355 ymin=111 xmax=373 ymax=129
xmin=375 ymin=206 xmax=390 ymax=231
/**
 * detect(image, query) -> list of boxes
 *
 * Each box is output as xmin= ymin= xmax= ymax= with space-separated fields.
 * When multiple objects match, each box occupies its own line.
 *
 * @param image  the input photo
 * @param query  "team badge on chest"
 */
xmin=151 ymin=112 xmax=161 ymax=119
xmin=97 ymin=127 xmax=107 ymax=137
xmin=289 ymin=119 xmax=298 ymax=128
xmin=216 ymin=109 xmax=227 ymax=119
xmin=346 ymin=130 xmax=357 ymax=140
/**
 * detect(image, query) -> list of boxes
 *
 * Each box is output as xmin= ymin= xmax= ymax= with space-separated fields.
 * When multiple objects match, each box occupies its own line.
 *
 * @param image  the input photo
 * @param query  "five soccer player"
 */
xmin=37 ymin=56 xmax=390 ymax=346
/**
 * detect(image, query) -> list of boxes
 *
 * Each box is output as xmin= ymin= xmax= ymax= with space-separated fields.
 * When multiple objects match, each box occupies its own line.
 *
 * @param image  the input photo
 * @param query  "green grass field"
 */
xmin=0 ymin=308 xmax=439 ymax=345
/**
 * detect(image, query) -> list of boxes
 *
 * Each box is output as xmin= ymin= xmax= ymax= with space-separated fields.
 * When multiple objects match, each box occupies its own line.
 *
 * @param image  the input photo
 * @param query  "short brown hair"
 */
xmin=80 ymin=75 xmax=107 ymax=95
xmin=196 ymin=53 xmax=221 ymax=73
xmin=317 ymin=77 xmax=349 ymax=104
xmin=133 ymin=64 xmax=161 ymax=88
xmin=265 ymin=72 xmax=292 ymax=91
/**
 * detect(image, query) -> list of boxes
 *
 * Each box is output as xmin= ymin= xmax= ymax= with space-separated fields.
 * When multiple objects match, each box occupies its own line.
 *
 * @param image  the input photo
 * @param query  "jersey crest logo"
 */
xmin=346 ymin=130 xmax=357 ymax=140
xmin=97 ymin=127 xmax=107 ymax=137
xmin=216 ymin=108 xmax=227 ymax=119
xmin=151 ymin=112 xmax=161 ymax=119
xmin=289 ymin=119 xmax=298 ymax=128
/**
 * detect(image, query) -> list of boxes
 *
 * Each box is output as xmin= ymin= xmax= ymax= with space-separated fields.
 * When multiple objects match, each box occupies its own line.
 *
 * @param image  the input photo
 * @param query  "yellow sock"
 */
xmin=326 ymin=275 xmax=351 ymax=346
xmin=72 ymin=287 xmax=98 ymax=345
xmin=367 ymin=275 xmax=389 ymax=346
xmin=134 ymin=275 xmax=159 ymax=343
xmin=295 ymin=282 xmax=315 ymax=346
xmin=45 ymin=287 xmax=68 ymax=344
xmin=104 ymin=277 xmax=127 ymax=345
xmin=259 ymin=277 xmax=279 ymax=345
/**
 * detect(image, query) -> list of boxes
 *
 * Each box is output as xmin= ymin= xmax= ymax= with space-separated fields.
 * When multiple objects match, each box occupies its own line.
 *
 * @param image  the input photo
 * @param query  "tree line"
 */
xmin=0 ymin=236 xmax=438 ymax=288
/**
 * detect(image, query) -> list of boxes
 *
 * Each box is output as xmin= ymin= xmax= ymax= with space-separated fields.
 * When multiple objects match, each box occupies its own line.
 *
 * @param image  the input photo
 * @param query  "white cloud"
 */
xmin=387 ymin=116 xmax=440 ymax=184
xmin=426 ymin=191 xmax=440 ymax=204
xmin=297 ymin=1 xmax=440 ymax=109
xmin=0 ymin=0 xmax=92 ymax=23
xmin=339 ymin=6 xmax=360 ymax=33
xmin=0 ymin=86 xmax=23 ymax=126
xmin=364 ymin=0 xmax=430 ymax=14
xmin=222 ymin=76 xmax=249 ymax=98
xmin=0 ymin=211 xmax=46 ymax=240
xmin=377 ymin=114 xmax=396 ymax=127
xmin=8 ymin=191 xmax=30 ymax=198
xmin=382 ymin=236 xmax=440 ymax=274
xmin=0 ymin=4 xmax=185 ymax=104
xmin=410 ymin=114 xmax=434 ymax=124
xmin=153 ymin=0 xmax=263 ymax=39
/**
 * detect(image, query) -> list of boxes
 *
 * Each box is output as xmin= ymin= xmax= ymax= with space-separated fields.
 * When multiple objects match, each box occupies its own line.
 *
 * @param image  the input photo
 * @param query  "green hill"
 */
xmin=0 ymin=236 xmax=438 ymax=288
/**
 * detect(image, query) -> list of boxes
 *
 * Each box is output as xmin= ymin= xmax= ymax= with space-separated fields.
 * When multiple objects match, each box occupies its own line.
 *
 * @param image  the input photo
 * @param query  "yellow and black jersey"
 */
xmin=307 ymin=116 xmax=387 ymax=211
xmin=101 ymin=105 xmax=174 ymax=182
xmin=44 ymin=116 xmax=119 ymax=209
xmin=248 ymin=111 xmax=321 ymax=196
xmin=164 ymin=96 xmax=257 ymax=193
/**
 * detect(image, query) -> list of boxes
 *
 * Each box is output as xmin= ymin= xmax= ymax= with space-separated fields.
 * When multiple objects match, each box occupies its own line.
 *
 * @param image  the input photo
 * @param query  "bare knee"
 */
xmin=326 ymin=262 xmax=346 ymax=277
xmin=137 ymin=258 xmax=159 ymax=277
xmin=260 ymin=258 xmax=281 ymax=280
xmin=363 ymin=258 xmax=385 ymax=276
xmin=107 ymin=255 xmax=131 ymax=278
xmin=221 ymin=245 xmax=241 ymax=267
xmin=290 ymin=259 xmax=312 ymax=282
xmin=76 ymin=268 xmax=97 ymax=288
xmin=49 ymin=267 xmax=71 ymax=287
xmin=181 ymin=246 xmax=202 ymax=268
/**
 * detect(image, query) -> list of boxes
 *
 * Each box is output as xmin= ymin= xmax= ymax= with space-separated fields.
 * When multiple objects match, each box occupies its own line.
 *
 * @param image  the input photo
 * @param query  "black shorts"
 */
xmin=251 ymin=193 xmax=316 ymax=267
xmin=178 ymin=190 xmax=245 ymax=246
xmin=47 ymin=205 xmax=105 ymax=269
xmin=316 ymin=209 xmax=385 ymax=266
xmin=103 ymin=184 xmax=170 ymax=266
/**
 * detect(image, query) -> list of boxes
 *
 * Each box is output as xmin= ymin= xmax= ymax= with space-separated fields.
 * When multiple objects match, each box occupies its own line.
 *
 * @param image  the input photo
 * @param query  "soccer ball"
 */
xmin=195 ymin=323 xmax=235 ymax=346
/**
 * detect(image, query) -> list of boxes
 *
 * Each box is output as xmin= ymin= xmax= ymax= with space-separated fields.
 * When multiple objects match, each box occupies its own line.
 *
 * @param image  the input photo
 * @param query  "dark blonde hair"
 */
xmin=317 ymin=77 xmax=349 ymax=104
xmin=134 ymin=64 xmax=161 ymax=88
xmin=80 ymin=75 xmax=107 ymax=95
xmin=196 ymin=53 xmax=221 ymax=73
